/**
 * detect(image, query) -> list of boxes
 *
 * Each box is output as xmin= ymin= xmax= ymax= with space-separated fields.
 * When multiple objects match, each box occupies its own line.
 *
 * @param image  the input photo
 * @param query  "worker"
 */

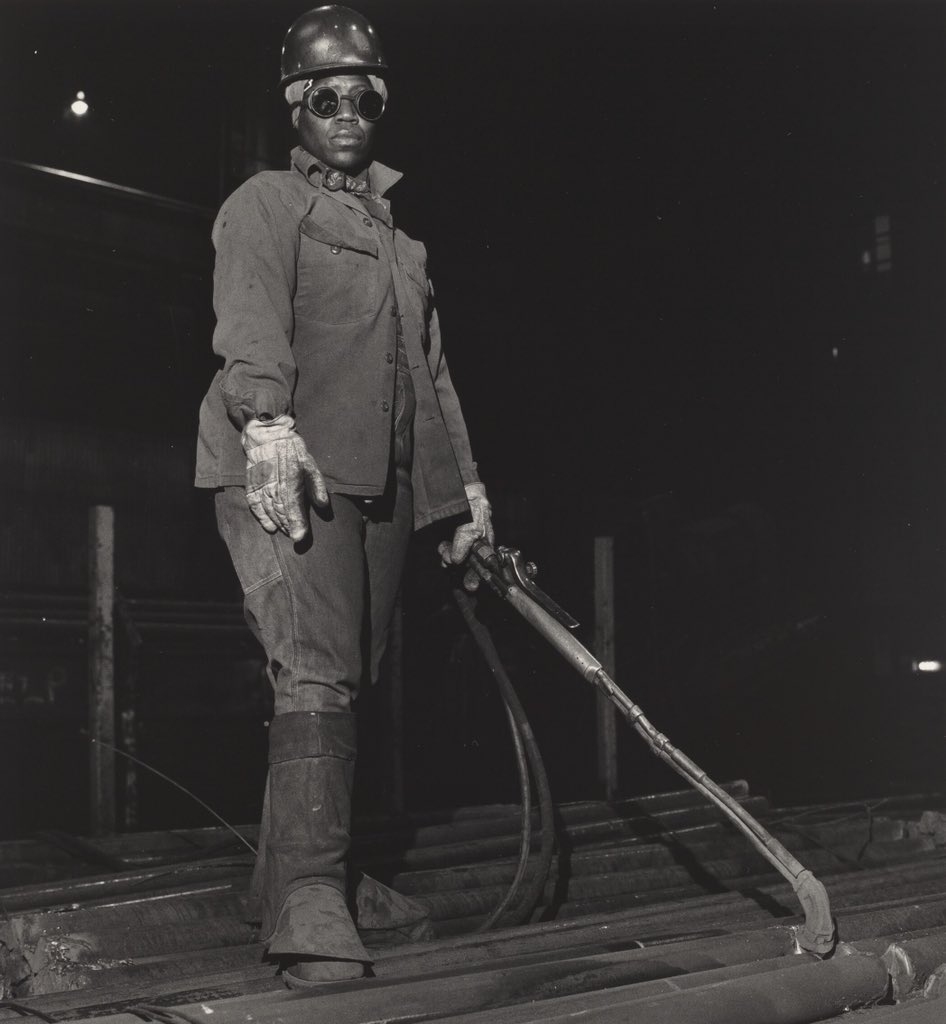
xmin=194 ymin=4 xmax=494 ymax=988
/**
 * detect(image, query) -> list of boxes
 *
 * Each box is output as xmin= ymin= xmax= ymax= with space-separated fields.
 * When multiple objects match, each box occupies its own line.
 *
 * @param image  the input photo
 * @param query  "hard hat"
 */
xmin=280 ymin=5 xmax=387 ymax=88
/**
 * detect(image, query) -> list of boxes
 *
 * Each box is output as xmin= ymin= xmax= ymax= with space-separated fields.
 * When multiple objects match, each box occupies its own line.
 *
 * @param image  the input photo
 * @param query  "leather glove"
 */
xmin=438 ymin=482 xmax=495 ymax=591
xmin=242 ymin=414 xmax=328 ymax=542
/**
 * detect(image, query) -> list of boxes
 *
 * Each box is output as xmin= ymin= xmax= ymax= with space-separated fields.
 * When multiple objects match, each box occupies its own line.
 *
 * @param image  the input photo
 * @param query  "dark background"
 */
xmin=0 ymin=0 xmax=944 ymax=837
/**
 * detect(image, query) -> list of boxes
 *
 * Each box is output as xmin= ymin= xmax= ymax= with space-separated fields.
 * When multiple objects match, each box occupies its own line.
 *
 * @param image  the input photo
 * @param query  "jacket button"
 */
xmin=381 ymin=400 xmax=390 ymax=412
xmin=330 ymin=245 xmax=341 ymax=254
xmin=363 ymin=217 xmax=372 ymax=227
xmin=385 ymin=352 xmax=394 ymax=364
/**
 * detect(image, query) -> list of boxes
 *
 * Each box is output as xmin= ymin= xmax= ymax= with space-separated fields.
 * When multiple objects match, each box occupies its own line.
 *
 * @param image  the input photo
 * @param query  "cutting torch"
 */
xmin=466 ymin=540 xmax=837 ymax=957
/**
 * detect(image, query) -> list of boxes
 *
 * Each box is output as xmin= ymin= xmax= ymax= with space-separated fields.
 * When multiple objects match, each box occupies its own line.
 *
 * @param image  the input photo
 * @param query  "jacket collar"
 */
xmin=290 ymin=146 xmax=403 ymax=198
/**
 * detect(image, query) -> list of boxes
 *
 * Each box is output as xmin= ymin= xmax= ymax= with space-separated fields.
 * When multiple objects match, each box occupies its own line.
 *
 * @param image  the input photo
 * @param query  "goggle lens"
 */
xmin=304 ymin=86 xmax=386 ymax=122
xmin=355 ymin=89 xmax=385 ymax=121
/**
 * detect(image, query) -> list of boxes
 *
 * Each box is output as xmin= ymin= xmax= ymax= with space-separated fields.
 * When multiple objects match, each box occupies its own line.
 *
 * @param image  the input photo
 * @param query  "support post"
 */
xmin=89 ymin=505 xmax=116 ymax=835
xmin=116 ymin=595 xmax=143 ymax=831
xmin=594 ymin=536 xmax=619 ymax=800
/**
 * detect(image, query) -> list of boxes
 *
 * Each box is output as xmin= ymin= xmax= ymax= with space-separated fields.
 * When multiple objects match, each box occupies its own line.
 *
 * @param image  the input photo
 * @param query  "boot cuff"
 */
xmin=267 ymin=883 xmax=371 ymax=962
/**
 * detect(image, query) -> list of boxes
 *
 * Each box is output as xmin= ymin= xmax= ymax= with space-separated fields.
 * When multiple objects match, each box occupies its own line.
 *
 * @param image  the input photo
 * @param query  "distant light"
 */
xmin=70 ymin=90 xmax=89 ymax=116
xmin=913 ymin=660 xmax=942 ymax=673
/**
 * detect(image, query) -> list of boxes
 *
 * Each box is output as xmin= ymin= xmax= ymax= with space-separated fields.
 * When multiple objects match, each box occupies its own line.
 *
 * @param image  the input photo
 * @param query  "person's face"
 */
xmin=296 ymin=74 xmax=379 ymax=174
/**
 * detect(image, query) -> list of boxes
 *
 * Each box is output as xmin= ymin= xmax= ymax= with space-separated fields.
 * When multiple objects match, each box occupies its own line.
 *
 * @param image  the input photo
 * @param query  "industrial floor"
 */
xmin=2 ymin=781 xmax=945 ymax=1023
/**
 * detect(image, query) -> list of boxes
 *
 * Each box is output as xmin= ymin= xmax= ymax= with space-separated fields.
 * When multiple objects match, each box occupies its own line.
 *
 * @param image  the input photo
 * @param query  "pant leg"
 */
xmin=364 ymin=463 xmax=414 ymax=684
xmin=215 ymin=486 xmax=367 ymax=713
xmin=362 ymin=354 xmax=415 ymax=683
xmin=216 ymin=487 xmax=369 ymax=958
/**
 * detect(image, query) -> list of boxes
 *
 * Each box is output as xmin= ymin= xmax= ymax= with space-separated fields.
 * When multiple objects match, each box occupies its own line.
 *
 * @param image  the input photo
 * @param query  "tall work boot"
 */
xmin=244 ymin=776 xmax=269 ymax=925
xmin=261 ymin=710 xmax=370 ymax=988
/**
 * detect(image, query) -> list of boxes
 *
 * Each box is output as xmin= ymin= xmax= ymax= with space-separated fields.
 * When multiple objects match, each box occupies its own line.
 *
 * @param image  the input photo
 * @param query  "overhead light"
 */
xmin=70 ymin=90 xmax=89 ymax=116
xmin=912 ymin=660 xmax=942 ymax=673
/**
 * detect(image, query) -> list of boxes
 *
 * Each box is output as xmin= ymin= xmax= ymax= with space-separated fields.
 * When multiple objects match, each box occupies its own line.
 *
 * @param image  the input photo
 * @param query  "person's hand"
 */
xmin=241 ymin=415 xmax=328 ymax=542
xmin=438 ymin=482 xmax=495 ymax=590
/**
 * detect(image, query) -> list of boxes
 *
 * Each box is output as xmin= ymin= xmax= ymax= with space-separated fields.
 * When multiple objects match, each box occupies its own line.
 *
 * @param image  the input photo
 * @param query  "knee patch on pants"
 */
xmin=268 ymin=710 xmax=356 ymax=763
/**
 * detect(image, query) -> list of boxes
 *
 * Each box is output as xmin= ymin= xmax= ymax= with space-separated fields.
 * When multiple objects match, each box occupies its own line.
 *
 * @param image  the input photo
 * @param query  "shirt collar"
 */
xmin=291 ymin=146 xmax=403 ymax=198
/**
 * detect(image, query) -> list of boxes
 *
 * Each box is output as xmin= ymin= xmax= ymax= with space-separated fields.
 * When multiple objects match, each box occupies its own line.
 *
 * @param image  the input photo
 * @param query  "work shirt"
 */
xmin=195 ymin=147 xmax=477 ymax=530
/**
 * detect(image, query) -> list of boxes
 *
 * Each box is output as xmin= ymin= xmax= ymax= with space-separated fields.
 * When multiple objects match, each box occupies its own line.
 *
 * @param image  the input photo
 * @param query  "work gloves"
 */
xmin=439 ymin=482 xmax=495 ymax=591
xmin=242 ymin=415 xmax=490 ymax=579
xmin=242 ymin=415 xmax=328 ymax=542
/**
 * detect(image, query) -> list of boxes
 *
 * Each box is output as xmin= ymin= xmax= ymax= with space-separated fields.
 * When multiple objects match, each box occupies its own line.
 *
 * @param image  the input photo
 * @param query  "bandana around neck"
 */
xmin=322 ymin=168 xmax=372 ymax=196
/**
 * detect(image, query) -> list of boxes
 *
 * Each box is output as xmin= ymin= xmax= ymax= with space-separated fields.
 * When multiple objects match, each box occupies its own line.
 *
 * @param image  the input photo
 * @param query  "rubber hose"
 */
xmin=453 ymin=588 xmax=556 ymax=929
xmin=474 ymin=699 xmax=533 ymax=932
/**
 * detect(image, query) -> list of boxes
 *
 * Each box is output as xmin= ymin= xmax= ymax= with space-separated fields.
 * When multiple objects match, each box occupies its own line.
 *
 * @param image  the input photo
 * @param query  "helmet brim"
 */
xmin=280 ymin=63 xmax=388 ymax=90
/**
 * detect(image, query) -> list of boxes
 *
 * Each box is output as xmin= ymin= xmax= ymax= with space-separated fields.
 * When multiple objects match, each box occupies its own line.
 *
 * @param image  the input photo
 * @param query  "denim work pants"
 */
xmin=215 ymin=462 xmax=412 ymax=713
xmin=215 ymin=364 xmax=415 ymax=957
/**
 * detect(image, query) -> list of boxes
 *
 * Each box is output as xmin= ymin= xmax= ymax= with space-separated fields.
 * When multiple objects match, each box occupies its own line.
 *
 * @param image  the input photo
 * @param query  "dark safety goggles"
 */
xmin=303 ymin=84 xmax=386 ymax=121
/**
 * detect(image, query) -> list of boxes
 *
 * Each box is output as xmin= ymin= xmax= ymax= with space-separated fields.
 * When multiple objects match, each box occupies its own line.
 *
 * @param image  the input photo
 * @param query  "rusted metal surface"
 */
xmin=434 ymin=854 xmax=946 ymax=937
xmin=392 ymin=835 xmax=933 ymax=904
xmin=41 ymin=950 xmax=892 ymax=1024
xmin=11 ymin=781 xmax=934 ymax=888
xmin=924 ymin=962 xmax=946 ymax=998
xmin=0 ymin=856 xmax=255 ymax=914
xmin=2 ymin=887 xmax=256 ymax=997
xmin=17 ymin=845 xmax=943 ymax=1000
xmin=0 ymin=789 xmax=944 ymax=1022
xmin=882 ymin=932 xmax=946 ymax=1000
xmin=356 ymin=789 xmax=767 ymax=859
xmin=15 ymin=887 xmax=946 ymax=1015
xmin=407 ymin=841 xmax=935 ymax=927
xmin=0 ymin=780 xmax=759 ymax=883
xmin=357 ymin=797 xmax=774 ymax=875
xmin=61 ymin=948 xmax=818 ymax=1024
xmin=429 ymin=953 xmax=891 ymax=1024
xmin=838 ymin=996 xmax=946 ymax=1022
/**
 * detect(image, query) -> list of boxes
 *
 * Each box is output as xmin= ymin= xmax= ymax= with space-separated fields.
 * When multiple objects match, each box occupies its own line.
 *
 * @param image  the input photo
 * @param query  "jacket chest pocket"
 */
xmin=296 ymin=218 xmax=379 ymax=325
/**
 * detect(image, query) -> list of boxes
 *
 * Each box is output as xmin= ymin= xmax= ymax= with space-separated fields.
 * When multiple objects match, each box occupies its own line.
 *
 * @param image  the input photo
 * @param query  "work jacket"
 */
xmin=195 ymin=147 xmax=477 ymax=530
